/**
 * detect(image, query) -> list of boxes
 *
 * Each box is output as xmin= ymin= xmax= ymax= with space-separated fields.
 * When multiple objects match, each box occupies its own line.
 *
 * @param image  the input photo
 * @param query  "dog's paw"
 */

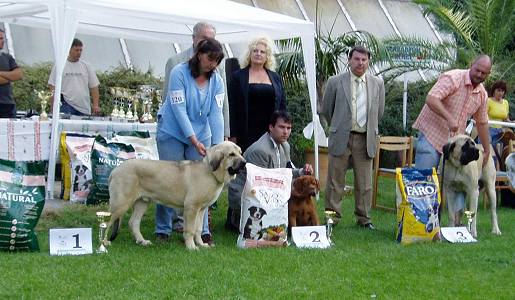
xmin=136 ymin=239 xmax=152 ymax=246
xmin=492 ymin=229 xmax=501 ymax=235
xmin=198 ymin=242 xmax=210 ymax=248
xmin=186 ymin=244 xmax=199 ymax=251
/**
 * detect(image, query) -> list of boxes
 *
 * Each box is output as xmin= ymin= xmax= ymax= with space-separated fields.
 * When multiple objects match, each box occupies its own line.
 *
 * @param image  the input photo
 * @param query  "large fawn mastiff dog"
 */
xmin=442 ymin=135 xmax=501 ymax=237
xmin=107 ymin=141 xmax=246 ymax=250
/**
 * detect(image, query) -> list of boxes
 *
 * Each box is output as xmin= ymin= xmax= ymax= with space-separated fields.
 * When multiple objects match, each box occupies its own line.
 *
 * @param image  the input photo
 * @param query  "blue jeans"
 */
xmin=415 ymin=133 xmax=465 ymax=212
xmin=154 ymin=130 xmax=211 ymax=236
xmin=61 ymin=100 xmax=87 ymax=116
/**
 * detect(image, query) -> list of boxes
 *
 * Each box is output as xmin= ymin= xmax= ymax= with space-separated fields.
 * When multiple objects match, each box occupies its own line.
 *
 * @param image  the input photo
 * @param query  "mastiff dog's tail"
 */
xmin=108 ymin=218 xmax=122 ymax=241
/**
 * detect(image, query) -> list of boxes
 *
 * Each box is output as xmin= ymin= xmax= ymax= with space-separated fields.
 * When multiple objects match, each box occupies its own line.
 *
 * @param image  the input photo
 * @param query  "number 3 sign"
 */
xmin=291 ymin=226 xmax=331 ymax=249
xmin=49 ymin=228 xmax=93 ymax=255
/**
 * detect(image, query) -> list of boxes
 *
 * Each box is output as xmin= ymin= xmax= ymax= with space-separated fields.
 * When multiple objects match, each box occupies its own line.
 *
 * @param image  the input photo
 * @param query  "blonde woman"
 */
xmin=228 ymin=36 xmax=286 ymax=152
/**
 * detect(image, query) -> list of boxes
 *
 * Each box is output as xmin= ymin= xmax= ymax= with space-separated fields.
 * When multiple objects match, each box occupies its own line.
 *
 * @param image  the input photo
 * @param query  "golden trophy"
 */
xmin=96 ymin=211 xmax=111 ymax=254
xmin=464 ymin=210 xmax=475 ymax=234
xmin=324 ymin=210 xmax=336 ymax=245
xmin=36 ymin=90 xmax=51 ymax=121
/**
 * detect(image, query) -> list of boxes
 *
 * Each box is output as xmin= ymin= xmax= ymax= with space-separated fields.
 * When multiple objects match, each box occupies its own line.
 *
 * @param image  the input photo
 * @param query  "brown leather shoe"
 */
xmin=201 ymin=234 xmax=215 ymax=246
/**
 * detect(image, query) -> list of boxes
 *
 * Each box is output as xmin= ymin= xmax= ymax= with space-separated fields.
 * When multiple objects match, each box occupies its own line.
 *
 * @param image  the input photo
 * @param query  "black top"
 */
xmin=0 ymin=53 xmax=18 ymax=105
xmin=228 ymin=66 xmax=287 ymax=152
xmin=247 ymin=83 xmax=275 ymax=148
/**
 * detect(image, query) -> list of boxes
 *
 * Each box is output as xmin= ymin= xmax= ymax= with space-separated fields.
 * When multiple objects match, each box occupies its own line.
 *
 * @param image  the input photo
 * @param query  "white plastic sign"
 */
xmin=49 ymin=228 xmax=93 ymax=255
xmin=441 ymin=227 xmax=477 ymax=243
xmin=291 ymin=226 xmax=331 ymax=249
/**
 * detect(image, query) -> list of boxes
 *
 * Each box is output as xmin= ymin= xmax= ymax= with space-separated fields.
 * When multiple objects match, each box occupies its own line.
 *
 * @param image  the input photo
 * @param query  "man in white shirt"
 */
xmin=48 ymin=38 xmax=100 ymax=116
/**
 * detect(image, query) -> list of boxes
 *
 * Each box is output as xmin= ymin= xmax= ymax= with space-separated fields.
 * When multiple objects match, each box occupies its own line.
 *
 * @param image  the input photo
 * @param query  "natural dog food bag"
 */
xmin=0 ymin=159 xmax=46 ymax=251
xmin=87 ymin=135 xmax=136 ymax=205
xmin=396 ymin=168 xmax=441 ymax=244
xmin=111 ymin=131 xmax=158 ymax=160
xmin=237 ymin=163 xmax=292 ymax=248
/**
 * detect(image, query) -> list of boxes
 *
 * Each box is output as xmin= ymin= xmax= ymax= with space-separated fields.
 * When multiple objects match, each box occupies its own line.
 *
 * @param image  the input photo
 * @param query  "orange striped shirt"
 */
xmin=412 ymin=69 xmax=488 ymax=153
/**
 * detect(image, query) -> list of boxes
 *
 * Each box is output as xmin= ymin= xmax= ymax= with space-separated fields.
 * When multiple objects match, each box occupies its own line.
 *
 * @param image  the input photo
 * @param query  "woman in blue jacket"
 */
xmin=155 ymin=38 xmax=225 ymax=245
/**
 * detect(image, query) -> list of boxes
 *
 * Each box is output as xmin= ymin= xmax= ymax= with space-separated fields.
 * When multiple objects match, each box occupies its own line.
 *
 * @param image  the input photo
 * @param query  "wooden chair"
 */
xmin=372 ymin=136 xmax=414 ymax=211
xmin=492 ymin=139 xmax=515 ymax=207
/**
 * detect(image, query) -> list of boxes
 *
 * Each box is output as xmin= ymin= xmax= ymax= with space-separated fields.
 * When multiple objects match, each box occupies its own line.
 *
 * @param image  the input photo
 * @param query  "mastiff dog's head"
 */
xmin=442 ymin=135 xmax=480 ymax=167
xmin=206 ymin=141 xmax=246 ymax=183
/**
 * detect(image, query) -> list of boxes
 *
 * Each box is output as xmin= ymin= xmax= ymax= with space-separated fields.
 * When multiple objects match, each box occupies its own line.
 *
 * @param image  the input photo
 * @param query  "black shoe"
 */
xmin=359 ymin=223 xmax=376 ymax=230
xmin=155 ymin=233 xmax=170 ymax=242
xmin=201 ymin=234 xmax=215 ymax=246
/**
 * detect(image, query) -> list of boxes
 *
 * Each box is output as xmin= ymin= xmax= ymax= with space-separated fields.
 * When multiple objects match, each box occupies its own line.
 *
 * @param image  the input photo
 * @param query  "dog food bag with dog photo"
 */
xmin=87 ymin=135 xmax=136 ymax=205
xmin=64 ymin=133 xmax=95 ymax=203
xmin=396 ymin=168 xmax=441 ymax=245
xmin=237 ymin=163 xmax=292 ymax=249
xmin=0 ymin=159 xmax=46 ymax=251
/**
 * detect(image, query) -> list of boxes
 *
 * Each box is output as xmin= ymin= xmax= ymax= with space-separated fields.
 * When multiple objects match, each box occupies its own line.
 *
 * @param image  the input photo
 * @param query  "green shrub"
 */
xmin=12 ymin=62 xmax=53 ymax=112
xmin=380 ymin=79 xmax=436 ymax=136
xmin=284 ymin=83 xmax=313 ymax=166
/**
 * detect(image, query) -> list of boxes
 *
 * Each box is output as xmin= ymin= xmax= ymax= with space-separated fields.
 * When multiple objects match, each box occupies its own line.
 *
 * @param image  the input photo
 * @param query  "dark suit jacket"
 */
xmin=228 ymin=66 xmax=286 ymax=141
xmin=319 ymin=71 xmax=385 ymax=158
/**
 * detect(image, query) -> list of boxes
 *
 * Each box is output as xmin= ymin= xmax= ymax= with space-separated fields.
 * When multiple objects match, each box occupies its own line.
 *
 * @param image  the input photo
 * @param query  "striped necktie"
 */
xmin=356 ymin=78 xmax=367 ymax=127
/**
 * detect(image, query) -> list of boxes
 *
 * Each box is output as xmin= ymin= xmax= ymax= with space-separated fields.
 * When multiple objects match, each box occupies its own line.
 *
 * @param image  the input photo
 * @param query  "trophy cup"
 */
xmin=36 ymin=90 xmax=51 ymax=121
xmin=464 ymin=210 xmax=475 ymax=234
xmin=109 ymin=87 xmax=120 ymax=118
xmin=126 ymin=96 xmax=134 ymax=120
xmin=139 ymin=85 xmax=154 ymax=122
xmin=146 ymin=100 xmax=154 ymax=122
xmin=96 ymin=211 xmax=111 ymax=254
xmin=325 ymin=210 xmax=336 ymax=245
xmin=131 ymin=94 xmax=139 ymax=122
xmin=155 ymin=89 xmax=163 ymax=110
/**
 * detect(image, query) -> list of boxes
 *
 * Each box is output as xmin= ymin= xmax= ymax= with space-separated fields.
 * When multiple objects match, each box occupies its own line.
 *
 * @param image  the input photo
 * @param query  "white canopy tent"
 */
xmin=0 ymin=0 xmax=324 ymax=200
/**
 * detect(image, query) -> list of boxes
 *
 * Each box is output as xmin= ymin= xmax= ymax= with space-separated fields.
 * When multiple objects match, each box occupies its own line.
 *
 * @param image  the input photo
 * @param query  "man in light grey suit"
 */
xmin=320 ymin=46 xmax=385 ymax=230
xmin=226 ymin=110 xmax=313 ymax=231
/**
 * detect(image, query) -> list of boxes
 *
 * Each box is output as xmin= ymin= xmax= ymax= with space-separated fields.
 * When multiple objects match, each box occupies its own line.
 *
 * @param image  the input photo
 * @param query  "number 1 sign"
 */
xmin=49 ymin=228 xmax=93 ymax=255
xmin=291 ymin=226 xmax=331 ymax=249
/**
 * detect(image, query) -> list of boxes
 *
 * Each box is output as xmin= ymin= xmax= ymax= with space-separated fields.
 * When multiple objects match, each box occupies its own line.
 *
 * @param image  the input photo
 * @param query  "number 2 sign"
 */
xmin=49 ymin=228 xmax=93 ymax=255
xmin=291 ymin=226 xmax=331 ymax=249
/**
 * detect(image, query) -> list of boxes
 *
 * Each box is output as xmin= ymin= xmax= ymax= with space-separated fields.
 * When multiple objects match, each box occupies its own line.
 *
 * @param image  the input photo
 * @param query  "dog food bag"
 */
xmin=396 ymin=168 xmax=441 ymax=245
xmin=111 ymin=131 xmax=158 ymax=160
xmin=87 ymin=135 xmax=136 ymax=205
xmin=237 ymin=163 xmax=292 ymax=249
xmin=0 ymin=159 xmax=46 ymax=251
xmin=65 ymin=133 xmax=95 ymax=203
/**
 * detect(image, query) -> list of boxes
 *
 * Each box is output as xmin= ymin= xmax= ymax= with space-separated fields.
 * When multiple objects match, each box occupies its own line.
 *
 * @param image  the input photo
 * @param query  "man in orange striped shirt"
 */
xmin=413 ymin=55 xmax=492 ymax=213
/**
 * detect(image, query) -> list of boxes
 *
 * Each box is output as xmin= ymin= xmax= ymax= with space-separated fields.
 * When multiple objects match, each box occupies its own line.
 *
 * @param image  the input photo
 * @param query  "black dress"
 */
xmin=245 ymin=83 xmax=275 ymax=151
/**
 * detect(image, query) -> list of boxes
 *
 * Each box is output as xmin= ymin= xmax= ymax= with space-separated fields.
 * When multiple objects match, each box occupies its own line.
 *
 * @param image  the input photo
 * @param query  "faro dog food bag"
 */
xmin=237 ymin=163 xmax=292 ymax=248
xmin=396 ymin=168 xmax=441 ymax=244
xmin=87 ymin=135 xmax=135 ymax=205
xmin=0 ymin=159 xmax=46 ymax=251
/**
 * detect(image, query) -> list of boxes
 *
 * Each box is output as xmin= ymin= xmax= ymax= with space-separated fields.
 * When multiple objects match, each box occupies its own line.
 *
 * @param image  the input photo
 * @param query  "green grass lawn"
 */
xmin=1 ymin=177 xmax=514 ymax=299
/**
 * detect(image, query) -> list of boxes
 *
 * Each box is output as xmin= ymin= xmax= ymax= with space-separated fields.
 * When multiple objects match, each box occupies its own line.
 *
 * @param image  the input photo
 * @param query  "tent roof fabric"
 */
xmin=0 ymin=0 xmax=314 ymax=42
